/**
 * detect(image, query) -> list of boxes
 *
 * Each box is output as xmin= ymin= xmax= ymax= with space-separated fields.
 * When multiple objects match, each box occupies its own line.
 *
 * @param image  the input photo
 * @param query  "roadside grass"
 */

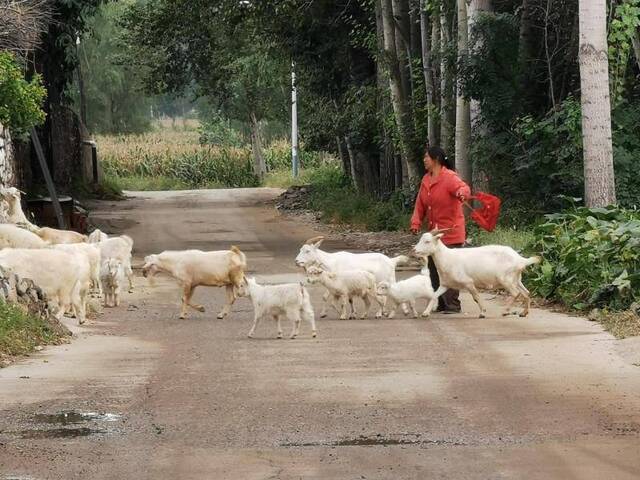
xmin=0 ymin=300 xmax=66 ymax=360
xmin=468 ymin=224 xmax=535 ymax=251
xmin=596 ymin=310 xmax=640 ymax=339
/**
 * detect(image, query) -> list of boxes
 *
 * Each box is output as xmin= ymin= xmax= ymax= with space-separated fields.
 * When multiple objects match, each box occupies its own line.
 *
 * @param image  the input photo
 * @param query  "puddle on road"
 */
xmin=33 ymin=411 xmax=121 ymax=425
xmin=18 ymin=427 xmax=106 ymax=439
xmin=282 ymin=434 xmax=466 ymax=448
xmin=6 ymin=411 xmax=121 ymax=440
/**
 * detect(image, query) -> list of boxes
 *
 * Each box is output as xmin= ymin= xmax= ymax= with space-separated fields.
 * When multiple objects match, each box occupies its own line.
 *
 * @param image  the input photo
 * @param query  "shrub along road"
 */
xmin=0 ymin=188 xmax=639 ymax=479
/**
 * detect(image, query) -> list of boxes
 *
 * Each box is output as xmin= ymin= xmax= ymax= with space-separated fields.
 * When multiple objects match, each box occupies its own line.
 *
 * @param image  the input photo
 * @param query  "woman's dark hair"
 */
xmin=426 ymin=146 xmax=455 ymax=170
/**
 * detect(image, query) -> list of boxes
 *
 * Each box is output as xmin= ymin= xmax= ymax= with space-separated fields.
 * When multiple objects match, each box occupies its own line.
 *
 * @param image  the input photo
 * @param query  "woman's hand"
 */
xmin=410 ymin=227 xmax=420 ymax=235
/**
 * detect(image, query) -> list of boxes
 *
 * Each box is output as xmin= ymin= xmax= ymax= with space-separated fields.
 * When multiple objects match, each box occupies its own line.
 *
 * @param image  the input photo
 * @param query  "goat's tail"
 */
xmin=230 ymin=245 xmax=247 ymax=268
xmin=300 ymin=284 xmax=317 ymax=337
xmin=391 ymin=255 xmax=410 ymax=268
xmin=523 ymin=255 xmax=542 ymax=268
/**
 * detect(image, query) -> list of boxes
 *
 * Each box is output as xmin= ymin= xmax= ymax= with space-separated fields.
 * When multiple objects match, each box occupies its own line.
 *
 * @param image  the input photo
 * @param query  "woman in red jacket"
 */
xmin=410 ymin=146 xmax=470 ymax=313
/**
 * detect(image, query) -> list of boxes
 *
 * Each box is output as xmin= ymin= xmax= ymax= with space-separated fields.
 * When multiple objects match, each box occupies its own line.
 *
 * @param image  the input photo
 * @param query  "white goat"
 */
xmin=142 ymin=246 xmax=247 ymax=319
xmin=53 ymin=243 xmax=102 ymax=296
xmin=376 ymin=274 xmax=435 ymax=318
xmin=413 ymin=229 xmax=541 ymax=318
xmin=305 ymin=265 xmax=383 ymax=319
xmin=0 ymin=186 xmax=39 ymax=232
xmin=0 ymin=224 xmax=49 ymax=249
xmin=0 ymin=248 xmax=87 ymax=324
xmin=295 ymin=236 xmax=408 ymax=317
xmin=97 ymin=235 xmax=134 ymax=292
xmin=88 ymin=228 xmax=108 ymax=243
xmin=101 ymin=258 xmax=126 ymax=307
xmin=36 ymin=227 xmax=87 ymax=244
xmin=237 ymin=277 xmax=317 ymax=339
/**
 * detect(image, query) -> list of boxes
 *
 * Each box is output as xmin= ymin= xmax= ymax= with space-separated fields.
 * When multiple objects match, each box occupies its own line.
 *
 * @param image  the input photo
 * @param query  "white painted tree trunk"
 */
xmin=420 ymin=0 xmax=437 ymax=146
xmin=578 ymin=0 xmax=616 ymax=207
xmin=468 ymin=0 xmax=492 ymax=130
xmin=454 ymin=0 xmax=471 ymax=185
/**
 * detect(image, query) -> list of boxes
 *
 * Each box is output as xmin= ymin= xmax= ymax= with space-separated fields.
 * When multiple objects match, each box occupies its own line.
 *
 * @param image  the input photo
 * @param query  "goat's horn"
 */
xmin=305 ymin=235 xmax=325 ymax=245
xmin=431 ymin=226 xmax=454 ymax=235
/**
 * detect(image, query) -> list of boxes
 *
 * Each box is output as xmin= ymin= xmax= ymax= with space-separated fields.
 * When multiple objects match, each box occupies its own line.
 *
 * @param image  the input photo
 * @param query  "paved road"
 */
xmin=1 ymin=188 xmax=639 ymax=480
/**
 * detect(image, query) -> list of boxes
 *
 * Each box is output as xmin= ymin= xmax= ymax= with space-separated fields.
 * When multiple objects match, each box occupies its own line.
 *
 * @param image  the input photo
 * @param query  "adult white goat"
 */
xmin=295 ymin=236 xmax=408 ymax=317
xmin=0 ymin=186 xmax=39 ymax=232
xmin=412 ymin=229 xmax=540 ymax=318
xmin=305 ymin=265 xmax=383 ymax=319
xmin=376 ymin=274 xmax=435 ymax=318
xmin=0 ymin=248 xmax=87 ymax=323
xmin=53 ymin=243 xmax=102 ymax=295
xmin=0 ymin=224 xmax=49 ymax=249
xmin=237 ymin=277 xmax=317 ymax=339
xmin=36 ymin=227 xmax=87 ymax=244
xmin=142 ymin=246 xmax=247 ymax=320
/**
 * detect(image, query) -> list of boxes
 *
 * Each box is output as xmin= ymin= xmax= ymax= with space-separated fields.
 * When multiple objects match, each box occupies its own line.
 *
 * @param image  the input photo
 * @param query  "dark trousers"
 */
xmin=427 ymin=243 xmax=463 ymax=312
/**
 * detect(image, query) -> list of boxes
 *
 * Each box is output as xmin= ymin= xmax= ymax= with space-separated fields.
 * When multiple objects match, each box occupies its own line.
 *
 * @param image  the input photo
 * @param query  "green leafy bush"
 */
xmin=527 ymin=202 xmax=640 ymax=311
xmin=0 ymin=52 xmax=46 ymax=134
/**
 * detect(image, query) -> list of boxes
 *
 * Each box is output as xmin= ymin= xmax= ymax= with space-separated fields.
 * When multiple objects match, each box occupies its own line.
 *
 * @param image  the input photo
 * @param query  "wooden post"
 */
xmin=30 ymin=127 xmax=66 ymax=229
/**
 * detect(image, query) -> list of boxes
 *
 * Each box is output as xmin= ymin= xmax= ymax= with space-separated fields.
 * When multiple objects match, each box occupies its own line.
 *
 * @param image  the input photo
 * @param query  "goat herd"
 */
xmin=0 ymin=186 xmax=541 ymax=339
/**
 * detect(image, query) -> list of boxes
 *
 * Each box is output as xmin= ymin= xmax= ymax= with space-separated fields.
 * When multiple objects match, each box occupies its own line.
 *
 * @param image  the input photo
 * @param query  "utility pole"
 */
xmin=76 ymin=35 xmax=87 ymax=126
xmin=291 ymin=61 xmax=299 ymax=178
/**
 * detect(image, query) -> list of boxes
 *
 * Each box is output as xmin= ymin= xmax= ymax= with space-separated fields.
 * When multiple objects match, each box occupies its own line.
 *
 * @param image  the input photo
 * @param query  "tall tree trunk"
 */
xmin=376 ymin=0 xmax=397 ymax=195
xmin=393 ymin=0 xmax=414 ymax=164
xmin=420 ymin=0 xmax=437 ymax=146
xmin=249 ymin=111 xmax=266 ymax=180
xmin=518 ymin=0 xmax=534 ymax=104
xmin=632 ymin=30 xmax=640 ymax=71
xmin=455 ymin=0 xmax=471 ymax=185
xmin=440 ymin=1 xmax=454 ymax=154
xmin=381 ymin=0 xmax=420 ymax=182
xmin=336 ymin=136 xmax=350 ymax=178
xmin=578 ymin=0 xmax=616 ymax=207
xmin=468 ymin=0 xmax=492 ymax=130
xmin=431 ymin=13 xmax=441 ymax=142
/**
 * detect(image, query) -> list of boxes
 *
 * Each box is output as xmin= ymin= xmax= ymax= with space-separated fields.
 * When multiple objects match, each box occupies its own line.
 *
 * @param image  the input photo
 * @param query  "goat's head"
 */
xmin=237 ymin=276 xmax=256 ymax=297
xmin=141 ymin=254 xmax=159 ymax=278
xmin=412 ymin=228 xmax=450 ymax=258
xmin=295 ymin=236 xmax=324 ymax=268
xmin=375 ymin=281 xmax=391 ymax=296
xmin=103 ymin=258 xmax=122 ymax=278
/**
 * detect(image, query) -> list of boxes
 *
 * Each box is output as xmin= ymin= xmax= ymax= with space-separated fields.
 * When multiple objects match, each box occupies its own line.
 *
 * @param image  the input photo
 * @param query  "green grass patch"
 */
xmin=0 ymin=300 xmax=66 ymax=359
xmin=469 ymin=224 xmax=535 ymax=251
xmin=304 ymin=164 xmax=413 ymax=231
xmin=596 ymin=310 xmax=640 ymax=339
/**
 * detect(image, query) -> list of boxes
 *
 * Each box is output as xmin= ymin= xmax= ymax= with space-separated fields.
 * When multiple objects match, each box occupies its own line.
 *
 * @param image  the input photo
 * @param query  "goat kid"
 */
xmin=101 ymin=258 xmax=126 ymax=307
xmin=376 ymin=274 xmax=435 ymax=318
xmin=238 ymin=277 xmax=317 ymax=339
xmin=305 ymin=265 xmax=383 ymax=319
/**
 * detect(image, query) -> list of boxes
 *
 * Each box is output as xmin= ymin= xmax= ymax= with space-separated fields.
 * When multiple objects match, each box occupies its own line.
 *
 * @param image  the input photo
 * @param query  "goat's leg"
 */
xmin=288 ymin=309 xmax=301 ymax=339
xmin=114 ymin=284 xmax=121 ymax=307
xmin=217 ymin=285 xmax=237 ymax=319
xmin=320 ymin=290 xmax=332 ymax=318
xmin=179 ymin=284 xmax=192 ymax=319
xmin=361 ymin=295 xmax=371 ymax=319
xmin=465 ymin=284 xmax=487 ymax=318
xmin=373 ymin=294 xmax=385 ymax=318
xmin=339 ymin=295 xmax=349 ymax=320
xmin=386 ymin=299 xmax=397 ymax=318
xmin=126 ymin=263 xmax=134 ymax=293
xmin=401 ymin=302 xmax=410 ymax=315
xmin=501 ymin=285 xmax=521 ymax=316
xmin=517 ymin=280 xmax=532 ymax=317
xmin=275 ymin=315 xmax=283 ymax=339
xmin=425 ymin=286 xmax=448 ymax=317
xmin=348 ymin=297 xmax=357 ymax=319
xmin=409 ymin=300 xmax=419 ymax=318
xmin=187 ymin=286 xmax=206 ymax=312
xmin=247 ymin=313 xmax=261 ymax=338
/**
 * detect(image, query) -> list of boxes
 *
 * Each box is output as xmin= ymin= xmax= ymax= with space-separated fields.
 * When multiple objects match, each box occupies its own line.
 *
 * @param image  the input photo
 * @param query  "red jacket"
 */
xmin=410 ymin=167 xmax=471 ymax=245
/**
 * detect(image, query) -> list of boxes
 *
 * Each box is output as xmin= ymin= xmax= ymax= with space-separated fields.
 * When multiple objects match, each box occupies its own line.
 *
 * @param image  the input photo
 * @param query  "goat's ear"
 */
xmin=305 ymin=235 xmax=325 ymax=247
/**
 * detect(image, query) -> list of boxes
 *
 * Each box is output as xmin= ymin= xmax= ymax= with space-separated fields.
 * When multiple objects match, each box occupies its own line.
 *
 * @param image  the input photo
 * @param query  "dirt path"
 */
xmin=1 ymin=188 xmax=639 ymax=480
